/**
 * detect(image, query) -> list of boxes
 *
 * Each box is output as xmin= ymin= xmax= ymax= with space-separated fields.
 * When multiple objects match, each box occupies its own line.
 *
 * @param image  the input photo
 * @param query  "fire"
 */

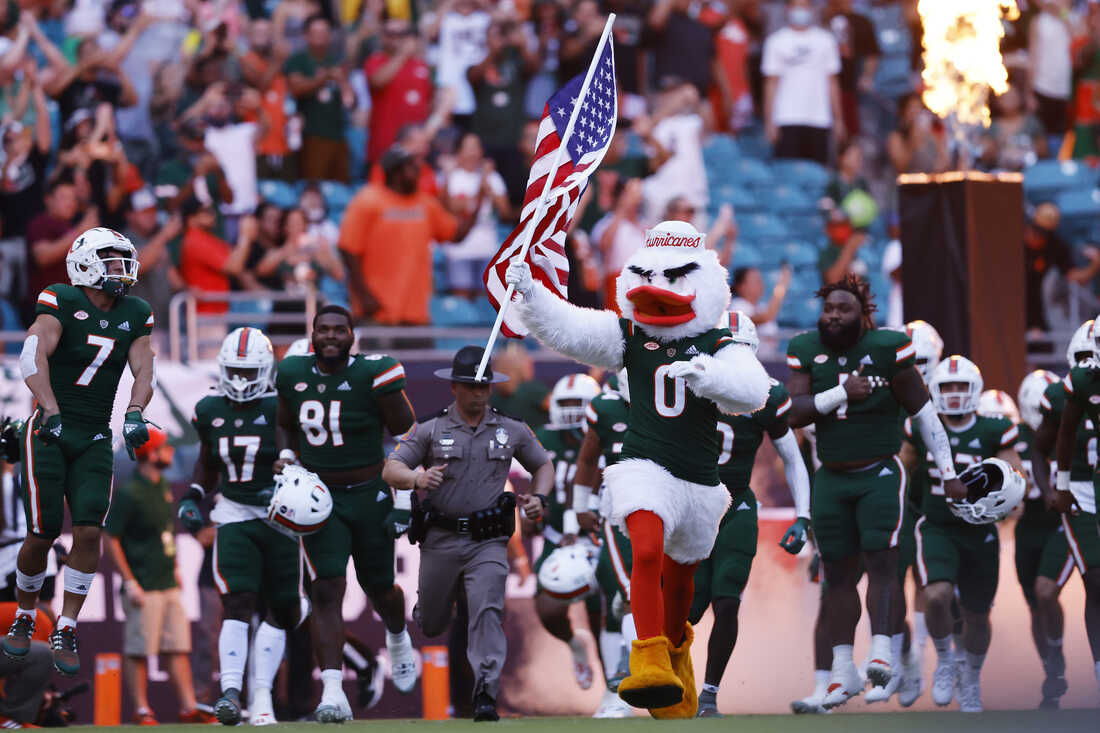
xmin=918 ymin=0 xmax=1019 ymax=128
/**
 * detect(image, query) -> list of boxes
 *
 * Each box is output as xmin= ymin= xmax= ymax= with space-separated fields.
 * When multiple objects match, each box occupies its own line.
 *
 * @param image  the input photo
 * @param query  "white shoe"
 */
xmin=593 ymin=689 xmax=632 ymax=718
xmin=865 ymin=657 xmax=892 ymax=690
xmin=387 ymin=631 xmax=419 ymax=694
xmin=958 ymin=666 xmax=982 ymax=713
xmin=250 ymin=689 xmax=277 ymax=726
xmin=865 ymin=669 xmax=901 ymax=703
xmin=822 ymin=662 xmax=863 ymax=709
xmin=790 ymin=690 xmax=829 ymax=715
xmin=570 ymin=638 xmax=593 ymax=690
xmin=315 ymin=688 xmax=353 ymax=724
xmin=898 ymin=651 xmax=924 ymax=708
xmin=932 ymin=658 xmax=956 ymax=706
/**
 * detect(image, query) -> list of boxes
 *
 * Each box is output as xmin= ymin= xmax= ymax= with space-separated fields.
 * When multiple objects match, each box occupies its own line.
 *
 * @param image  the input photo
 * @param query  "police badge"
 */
xmin=495 ymin=427 xmax=509 ymax=446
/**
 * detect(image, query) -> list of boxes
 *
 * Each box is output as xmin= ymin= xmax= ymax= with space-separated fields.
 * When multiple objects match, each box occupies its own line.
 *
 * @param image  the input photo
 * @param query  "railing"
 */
xmin=168 ymin=291 xmax=318 ymax=362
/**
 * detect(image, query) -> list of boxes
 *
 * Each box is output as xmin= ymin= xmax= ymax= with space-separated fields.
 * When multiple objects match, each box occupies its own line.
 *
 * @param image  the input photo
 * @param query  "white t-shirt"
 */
xmin=761 ymin=26 xmax=841 ymax=128
xmin=1031 ymin=12 xmax=1072 ymax=100
xmin=436 ymin=11 xmax=491 ymax=115
xmin=881 ymin=239 xmax=903 ymax=329
xmin=592 ymin=213 xmax=646 ymax=273
xmin=204 ymin=122 xmax=258 ymax=216
xmin=444 ymin=167 xmax=507 ymax=259
xmin=730 ymin=295 xmax=779 ymax=337
xmin=643 ymin=113 xmax=708 ymax=220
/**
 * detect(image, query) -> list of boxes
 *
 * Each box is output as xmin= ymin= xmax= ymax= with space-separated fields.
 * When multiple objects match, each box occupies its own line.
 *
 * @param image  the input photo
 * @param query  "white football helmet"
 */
xmin=977 ymin=390 xmax=1020 ymax=424
xmin=950 ymin=457 xmax=1026 ymax=525
xmin=929 ymin=355 xmax=984 ymax=415
xmin=549 ymin=374 xmax=602 ymax=429
xmin=66 ymin=227 xmax=140 ymax=296
xmin=727 ymin=310 xmax=760 ymax=353
xmin=905 ymin=320 xmax=944 ymax=383
xmin=1017 ymin=370 xmax=1060 ymax=431
xmin=217 ymin=327 xmax=275 ymax=402
xmin=1067 ymin=320 xmax=1097 ymax=368
xmin=537 ymin=540 xmax=599 ymax=602
xmin=267 ymin=465 xmax=333 ymax=536
xmin=284 ymin=337 xmax=314 ymax=358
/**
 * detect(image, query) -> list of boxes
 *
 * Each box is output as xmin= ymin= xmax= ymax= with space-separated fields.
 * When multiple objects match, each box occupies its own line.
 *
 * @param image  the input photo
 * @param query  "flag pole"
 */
xmin=475 ymin=13 xmax=617 ymax=382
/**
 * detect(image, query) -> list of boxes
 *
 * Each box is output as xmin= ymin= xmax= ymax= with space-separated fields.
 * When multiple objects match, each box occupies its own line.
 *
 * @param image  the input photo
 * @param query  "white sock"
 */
xmin=218 ymin=620 xmax=249 ymax=693
xmin=14 ymin=607 xmax=34 ymax=620
xmin=890 ymin=634 xmax=905 ymax=671
xmin=813 ymin=669 xmax=830 ymax=695
xmin=251 ymin=622 xmax=286 ymax=692
xmin=622 ymin=614 xmax=637 ymax=645
xmin=870 ymin=634 xmax=891 ymax=666
xmin=913 ymin=611 xmax=928 ymax=654
xmin=321 ymin=668 xmax=345 ymax=703
xmin=932 ymin=635 xmax=952 ymax=663
xmin=832 ymin=644 xmax=854 ymax=669
xmin=965 ymin=651 xmax=985 ymax=672
xmin=952 ymin=632 xmax=964 ymax=660
xmin=599 ymin=630 xmax=623 ymax=682
xmin=57 ymin=615 xmax=76 ymax=631
xmin=385 ymin=627 xmax=410 ymax=652
xmin=251 ymin=687 xmax=274 ymax=716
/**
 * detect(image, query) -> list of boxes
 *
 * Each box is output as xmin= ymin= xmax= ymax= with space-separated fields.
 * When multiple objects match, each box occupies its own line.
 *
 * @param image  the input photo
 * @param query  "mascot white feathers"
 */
xmin=506 ymin=220 xmax=769 ymax=718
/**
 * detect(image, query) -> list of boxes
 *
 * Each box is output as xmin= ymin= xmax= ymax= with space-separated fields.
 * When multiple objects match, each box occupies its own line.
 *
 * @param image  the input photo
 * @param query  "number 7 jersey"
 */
xmin=192 ymin=395 xmax=279 ymax=506
xmin=275 ymin=353 xmax=406 ymax=471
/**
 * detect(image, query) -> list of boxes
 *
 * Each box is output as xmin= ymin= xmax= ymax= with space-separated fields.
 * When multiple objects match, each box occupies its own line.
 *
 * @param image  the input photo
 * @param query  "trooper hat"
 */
xmin=434 ymin=345 xmax=509 ymax=384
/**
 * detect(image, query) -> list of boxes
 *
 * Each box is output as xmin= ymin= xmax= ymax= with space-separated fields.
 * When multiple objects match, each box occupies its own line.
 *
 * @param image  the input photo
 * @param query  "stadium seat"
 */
xmin=1056 ymin=188 xmax=1100 ymax=221
xmin=767 ymin=184 xmax=818 ymax=215
xmin=430 ymin=295 xmax=481 ymax=326
xmin=723 ymin=157 xmax=774 ymax=188
xmin=730 ymin=241 xmax=764 ymax=269
xmin=703 ymin=135 xmax=740 ymax=170
xmin=257 ymin=179 xmax=302 ymax=209
xmin=1024 ymin=160 xmax=1100 ymax=202
xmin=320 ymin=181 xmax=356 ymax=212
xmin=778 ymin=294 xmax=821 ymax=330
xmin=346 ymin=127 xmax=367 ymax=183
xmin=432 ymin=248 xmax=450 ymax=293
xmin=709 ymin=183 xmax=758 ymax=211
xmin=473 ymin=296 xmax=499 ymax=326
xmin=738 ymin=213 xmax=790 ymax=241
xmin=770 ymin=159 xmax=831 ymax=195
xmin=777 ymin=240 xmax=820 ymax=268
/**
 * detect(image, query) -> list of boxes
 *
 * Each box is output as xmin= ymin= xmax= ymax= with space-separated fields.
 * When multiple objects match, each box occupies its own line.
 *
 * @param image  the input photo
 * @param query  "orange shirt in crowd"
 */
xmin=0 ymin=605 xmax=52 ymax=642
xmin=368 ymin=161 xmax=439 ymax=196
xmin=339 ymin=184 xmax=457 ymax=325
xmin=241 ymin=51 xmax=290 ymax=156
xmin=179 ymin=227 xmax=232 ymax=314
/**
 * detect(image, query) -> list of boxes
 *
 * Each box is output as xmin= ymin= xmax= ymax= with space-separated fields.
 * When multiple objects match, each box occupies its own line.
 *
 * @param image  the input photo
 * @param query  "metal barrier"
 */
xmin=168 ymin=290 xmax=318 ymax=362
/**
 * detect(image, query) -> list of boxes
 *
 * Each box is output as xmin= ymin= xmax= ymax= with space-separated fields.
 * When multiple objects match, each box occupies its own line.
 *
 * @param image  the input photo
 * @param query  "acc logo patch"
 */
xmin=318 ymin=384 xmax=326 ymax=393
xmin=294 ymin=382 xmax=308 ymax=392
xmin=74 ymin=310 xmax=89 ymax=320
xmin=211 ymin=417 xmax=225 ymax=427
xmin=99 ymin=319 xmax=109 ymax=329
xmin=612 ymin=422 xmax=627 ymax=432
xmin=364 ymin=354 xmax=385 ymax=361
xmin=644 ymin=341 xmax=660 ymax=351
xmin=234 ymin=419 xmax=243 ymax=428
xmin=1089 ymin=395 xmax=1100 ymax=404
xmin=814 ymin=354 xmax=828 ymax=364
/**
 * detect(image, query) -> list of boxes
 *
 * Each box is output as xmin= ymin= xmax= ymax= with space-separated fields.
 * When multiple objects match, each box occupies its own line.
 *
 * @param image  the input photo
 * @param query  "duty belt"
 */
xmin=408 ymin=493 xmax=517 ymax=543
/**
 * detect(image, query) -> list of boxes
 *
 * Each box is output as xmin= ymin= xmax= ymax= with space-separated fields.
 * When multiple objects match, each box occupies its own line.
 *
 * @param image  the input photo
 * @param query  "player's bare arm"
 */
xmin=125 ymin=335 xmax=155 ymax=411
xmin=572 ymin=427 xmax=603 ymax=533
xmin=274 ymin=395 xmax=299 ymax=473
xmin=21 ymin=314 xmax=62 ymax=416
xmin=892 ymin=364 xmax=966 ymax=502
xmin=377 ymin=390 xmax=415 ymax=437
xmin=1031 ymin=413 xmax=1058 ymax=505
xmin=996 ymin=445 xmax=1025 ymax=475
xmin=1053 ymin=394 xmax=1084 ymax=514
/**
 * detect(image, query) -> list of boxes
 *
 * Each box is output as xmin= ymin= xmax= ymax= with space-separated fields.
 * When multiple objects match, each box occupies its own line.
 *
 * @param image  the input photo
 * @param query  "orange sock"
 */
xmin=626 ymin=511 xmax=665 ymax=640
xmin=661 ymin=555 xmax=698 ymax=645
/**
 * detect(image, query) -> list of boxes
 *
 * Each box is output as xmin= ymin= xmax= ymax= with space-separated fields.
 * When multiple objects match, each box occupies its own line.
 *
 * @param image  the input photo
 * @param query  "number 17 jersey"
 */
xmin=276 ymin=354 xmax=406 ymax=471
xmin=192 ymin=395 xmax=278 ymax=506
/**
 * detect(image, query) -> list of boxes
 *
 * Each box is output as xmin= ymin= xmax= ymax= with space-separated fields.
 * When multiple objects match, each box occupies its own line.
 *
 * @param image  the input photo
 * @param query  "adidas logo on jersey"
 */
xmin=860 ymin=354 xmax=873 ymax=367
xmin=968 ymin=439 xmax=981 ymax=449
xmin=92 ymin=433 xmax=106 ymax=441
xmin=254 ymin=415 xmax=267 ymax=425
xmin=985 ymin=533 xmax=995 ymax=543
xmin=338 ymin=381 xmax=352 ymax=391
xmin=118 ymin=321 xmax=130 ymax=331
xmin=736 ymin=502 xmax=751 ymax=511
xmin=878 ymin=466 xmax=893 ymax=477
xmin=377 ymin=490 xmax=388 ymax=502
xmin=686 ymin=345 xmax=701 ymax=356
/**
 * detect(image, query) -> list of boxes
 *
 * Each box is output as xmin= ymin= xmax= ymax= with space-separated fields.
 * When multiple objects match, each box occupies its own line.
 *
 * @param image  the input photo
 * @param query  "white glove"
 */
xmin=505 ymin=258 xmax=535 ymax=296
xmin=665 ymin=359 xmax=705 ymax=387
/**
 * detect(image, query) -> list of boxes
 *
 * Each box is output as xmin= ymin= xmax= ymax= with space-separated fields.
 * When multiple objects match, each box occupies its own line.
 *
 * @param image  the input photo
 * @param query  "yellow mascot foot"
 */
xmin=651 ymin=623 xmax=697 ymax=719
xmin=617 ymin=636 xmax=684 ymax=710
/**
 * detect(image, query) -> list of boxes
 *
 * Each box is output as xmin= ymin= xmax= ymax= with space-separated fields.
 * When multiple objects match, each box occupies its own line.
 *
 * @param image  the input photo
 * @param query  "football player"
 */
xmin=7 ymin=228 xmax=155 ymax=676
xmin=275 ymin=305 xmax=417 ymax=722
xmin=786 ymin=278 xmax=960 ymax=710
xmin=532 ymin=374 xmax=603 ymax=691
xmin=177 ymin=328 xmax=300 ymax=726
xmin=690 ymin=313 xmax=811 ymax=718
xmin=574 ymin=370 xmax=635 ymax=719
xmin=901 ymin=356 xmax=1024 ymax=712
xmin=1043 ymin=319 xmax=1100 ymax=704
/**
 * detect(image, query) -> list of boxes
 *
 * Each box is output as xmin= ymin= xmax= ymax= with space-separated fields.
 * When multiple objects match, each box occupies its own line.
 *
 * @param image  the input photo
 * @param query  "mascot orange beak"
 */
xmin=626 ymin=285 xmax=696 ymax=326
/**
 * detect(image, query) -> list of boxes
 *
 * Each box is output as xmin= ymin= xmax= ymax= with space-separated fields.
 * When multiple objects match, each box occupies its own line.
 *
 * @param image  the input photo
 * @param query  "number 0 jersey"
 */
xmin=192 ymin=395 xmax=279 ymax=506
xmin=34 ymin=283 xmax=153 ymax=428
xmin=786 ymin=329 xmax=916 ymax=464
xmin=586 ymin=392 xmax=630 ymax=469
xmin=618 ymin=318 xmax=736 ymax=486
xmin=717 ymin=380 xmax=791 ymax=493
xmin=276 ymin=353 xmax=406 ymax=471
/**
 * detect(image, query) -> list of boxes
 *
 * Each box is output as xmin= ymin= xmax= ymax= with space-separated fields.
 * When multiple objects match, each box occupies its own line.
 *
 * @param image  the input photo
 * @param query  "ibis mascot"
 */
xmin=505 ymin=220 xmax=769 ymax=717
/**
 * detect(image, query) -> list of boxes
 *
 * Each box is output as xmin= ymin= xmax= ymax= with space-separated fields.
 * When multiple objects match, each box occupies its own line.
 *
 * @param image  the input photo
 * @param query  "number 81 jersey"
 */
xmin=192 ymin=395 xmax=279 ymax=506
xmin=276 ymin=354 xmax=406 ymax=471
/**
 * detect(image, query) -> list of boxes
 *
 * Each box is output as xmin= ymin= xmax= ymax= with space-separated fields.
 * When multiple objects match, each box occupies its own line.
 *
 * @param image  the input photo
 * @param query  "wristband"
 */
xmin=588 ymin=493 xmax=602 ymax=513
xmin=562 ymin=509 xmax=580 ymax=536
xmin=572 ymin=483 xmax=593 ymax=514
xmin=393 ymin=489 xmax=412 ymax=510
xmin=185 ymin=483 xmax=205 ymax=502
xmin=1056 ymin=470 xmax=1071 ymax=493
xmin=813 ymin=384 xmax=848 ymax=415
xmin=278 ymin=449 xmax=297 ymax=463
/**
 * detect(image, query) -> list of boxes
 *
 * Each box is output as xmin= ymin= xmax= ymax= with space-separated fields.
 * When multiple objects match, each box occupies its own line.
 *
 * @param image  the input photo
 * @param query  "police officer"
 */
xmin=383 ymin=346 xmax=553 ymax=721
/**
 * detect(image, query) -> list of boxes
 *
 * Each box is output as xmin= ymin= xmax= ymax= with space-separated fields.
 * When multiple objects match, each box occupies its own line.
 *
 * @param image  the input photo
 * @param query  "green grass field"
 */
xmin=81 ymin=710 xmax=1099 ymax=733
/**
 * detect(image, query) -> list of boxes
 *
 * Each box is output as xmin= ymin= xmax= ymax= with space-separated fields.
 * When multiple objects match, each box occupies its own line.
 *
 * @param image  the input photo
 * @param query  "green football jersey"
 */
xmin=275 ymin=353 xmax=406 ymax=471
xmin=34 ymin=283 xmax=153 ymax=427
xmin=1012 ymin=423 xmax=1060 ymax=525
xmin=717 ymin=380 xmax=791 ymax=492
xmin=787 ymin=328 xmax=916 ymax=464
xmin=618 ymin=319 xmax=736 ymax=486
xmin=586 ymin=392 xmax=630 ymax=469
xmin=906 ymin=414 xmax=1017 ymax=525
xmin=535 ymin=426 xmax=584 ymax=533
xmin=192 ymin=394 xmax=279 ymax=506
xmin=1040 ymin=379 xmax=1095 ymax=483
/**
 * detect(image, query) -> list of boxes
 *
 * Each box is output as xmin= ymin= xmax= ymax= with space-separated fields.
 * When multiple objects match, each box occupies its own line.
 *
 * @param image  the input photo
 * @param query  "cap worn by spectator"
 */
xmin=380 ymin=145 xmax=415 ymax=175
xmin=130 ymin=188 xmax=157 ymax=213
xmin=64 ymin=108 xmax=94 ymax=133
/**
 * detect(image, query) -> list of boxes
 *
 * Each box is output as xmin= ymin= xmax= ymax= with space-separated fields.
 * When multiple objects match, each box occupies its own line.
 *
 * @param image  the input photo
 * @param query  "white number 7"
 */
xmin=76 ymin=335 xmax=116 ymax=386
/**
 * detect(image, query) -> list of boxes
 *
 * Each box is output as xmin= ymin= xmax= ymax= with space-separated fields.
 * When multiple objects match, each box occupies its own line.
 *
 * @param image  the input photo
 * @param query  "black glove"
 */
xmin=35 ymin=413 xmax=62 ymax=446
xmin=0 ymin=418 xmax=23 ymax=463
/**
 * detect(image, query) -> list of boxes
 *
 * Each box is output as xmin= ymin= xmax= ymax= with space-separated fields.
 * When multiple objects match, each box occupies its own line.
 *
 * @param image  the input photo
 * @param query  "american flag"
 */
xmin=483 ymin=34 xmax=617 ymax=338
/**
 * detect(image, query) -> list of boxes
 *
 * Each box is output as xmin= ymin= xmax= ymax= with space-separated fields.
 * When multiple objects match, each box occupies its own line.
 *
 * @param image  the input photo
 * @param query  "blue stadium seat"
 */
xmin=258 ymin=179 xmax=302 ymax=209
xmin=1024 ymin=160 xmax=1100 ymax=202
xmin=767 ymin=184 xmax=818 ymax=215
xmin=320 ymin=181 xmax=356 ymax=212
xmin=786 ymin=213 xmax=825 ymax=241
xmin=777 ymin=240 xmax=820 ymax=268
xmin=723 ymin=157 xmax=774 ymax=188
xmin=346 ymin=126 xmax=367 ymax=183
xmin=1056 ymin=188 xmax=1100 ymax=221
xmin=778 ymin=294 xmax=821 ymax=329
xmin=430 ymin=295 xmax=481 ymax=326
xmin=730 ymin=241 xmax=764 ymax=269
xmin=709 ymin=183 xmax=759 ymax=211
xmin=770 ymin=159 xmax=831 ymax=194
xmin=473 ymin=296 xmax=499 ymax=326
xmin=432 ymin=248 xmax=450 ymax=293
xmin=738 ymin=213 xmax=790 ymax=241
xmin=703 ymin=135 xmax=740 ymax=170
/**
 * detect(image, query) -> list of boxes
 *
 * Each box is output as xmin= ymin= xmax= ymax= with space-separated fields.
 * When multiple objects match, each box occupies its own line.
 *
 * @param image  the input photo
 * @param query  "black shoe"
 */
xmin=472 ymin=693 xmax=498 ymax=722
xmin=214 ymin=688 xmax=242 ymax=726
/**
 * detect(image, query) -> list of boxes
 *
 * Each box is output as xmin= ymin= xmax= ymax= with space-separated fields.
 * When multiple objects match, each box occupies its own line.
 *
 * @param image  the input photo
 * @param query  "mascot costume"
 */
xmin=506 ymin=220 xmax=769 ymax=717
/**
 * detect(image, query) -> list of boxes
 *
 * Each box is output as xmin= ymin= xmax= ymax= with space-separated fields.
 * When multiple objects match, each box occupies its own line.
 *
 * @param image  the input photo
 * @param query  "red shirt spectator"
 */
xmin=178 ymin=199 xmax=237 ymax=314
xmin=366 ymin=17 xmax=433 ymax=164
xmin=25 ymin=176 xmax=97 ymax=316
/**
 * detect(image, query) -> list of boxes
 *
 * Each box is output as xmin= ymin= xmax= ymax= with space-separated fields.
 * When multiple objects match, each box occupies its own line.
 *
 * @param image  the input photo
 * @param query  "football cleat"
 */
xmin=865 ymin=669 xmax=901 ymax=704
xmin=593 ymin=689 xmax=633 ymax=718
xmin=48 ymin=627 xmax=80 ymax=676
xmin=214 ymin=688 xmax=242 ymax=726
xmin=355 ymin=653 xmax=385 ymax=709
xmin=897 ymin=651 xmax=924 ymax=708
xmin=249 ymin=688 xmax=277 ymax=726
xmin=822 ymin=662 xmax=862 ymax=709
xmin=931 ymin=658 xmax=956 ymax=706
xmin=790 ymin=692 xmax=828 ymax=715
xmin=958 ymin=666 xmax=982 ymax=713
xmin=2 ymin=614 xmax=35 ymax=660
xmin=387 ymin=631 xmax=419 ymax=694
xmin=865 ymin=658 xmax=891 ymax=690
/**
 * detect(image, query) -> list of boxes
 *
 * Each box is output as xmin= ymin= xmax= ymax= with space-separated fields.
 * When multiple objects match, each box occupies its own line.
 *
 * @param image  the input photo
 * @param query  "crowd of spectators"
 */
xmin=1 ymin=0 xmax=1100 ymax=349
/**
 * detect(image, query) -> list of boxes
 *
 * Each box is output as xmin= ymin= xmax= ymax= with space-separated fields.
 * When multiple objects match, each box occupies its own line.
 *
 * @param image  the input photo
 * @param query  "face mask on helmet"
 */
xmin=218 ymin=328 xmax=275 ymax=402
xmin=549 ymin=374 xmax=601 ymax=429
xmin=1069 ymin=319 xmax=1098 ymax=368
xmin=1017 ymin=370 xmax=1058 ymax=431
xmin=66 ymin=229 xmax=140 ymax=295
xmin=930 ymin=357 xmax=983 ymax=416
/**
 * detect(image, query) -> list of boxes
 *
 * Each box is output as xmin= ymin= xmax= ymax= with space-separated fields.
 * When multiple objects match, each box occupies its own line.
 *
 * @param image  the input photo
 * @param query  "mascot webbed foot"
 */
xmin=651 ymin=622 xmax=697 ymax=719
xmin=617 ymin=636 xmax=683 ymax=710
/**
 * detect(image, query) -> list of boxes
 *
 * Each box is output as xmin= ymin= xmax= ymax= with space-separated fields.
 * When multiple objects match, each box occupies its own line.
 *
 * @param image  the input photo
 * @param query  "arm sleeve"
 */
xmin=761 ymin=34 xmax=781 ymax=76
xmin=998 ymin=420 xmax=1020 ymax=449
xmin=139 ymin=301 xmax=154 ymax=337
xmin=703 ymin=342 xmax=771 ymax=415
xmin=773 ymin=428 xmax=811 ymax=518
xmin=514 ymin=423 xmax=551 ymax=474
xmin=387 ymin=421 xmax=429 ymax=468
xmin=786 ymin=334 xmax=810 ymax=373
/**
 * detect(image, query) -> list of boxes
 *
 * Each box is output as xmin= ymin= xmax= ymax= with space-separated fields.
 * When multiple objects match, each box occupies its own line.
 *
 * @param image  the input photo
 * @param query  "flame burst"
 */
xmin=918 ymin=0 xmax=1019 ymax=128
